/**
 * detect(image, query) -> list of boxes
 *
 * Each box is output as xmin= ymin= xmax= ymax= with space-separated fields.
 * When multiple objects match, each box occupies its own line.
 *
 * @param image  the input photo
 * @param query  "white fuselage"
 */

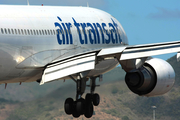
xmin=0 ymin=5 xmax=128 ymax=83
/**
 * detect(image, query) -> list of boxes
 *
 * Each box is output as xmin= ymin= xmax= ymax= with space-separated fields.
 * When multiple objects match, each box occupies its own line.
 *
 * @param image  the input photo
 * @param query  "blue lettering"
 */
xmin=93 ymin=23 xmax=100 ymax=44
xmin=54 ymin=21 xmax=65 ymax=45
xmin=80 ymin=23 xmax=88 ymax=44
xmin=57 ymin=17 xmax=66 ymax=44
xmin=73 ymin=18 xmax=84 ymax=44
xmin=96 ymin=23 xmax=104 ymax=44
xmin=109 ymin=23 xmax=117 ymax=44
xmin=102 ymin=23 xmax=110 ymax=44
xmin=66 ymin=23 xmax=73 ymax=44
xmin=55 ymin=17 xmax=122 ymax=45
xmin=87 ymin=23 xmax=96 ymax=44
xmin=111 ymin=19 xmax=122 ymax=43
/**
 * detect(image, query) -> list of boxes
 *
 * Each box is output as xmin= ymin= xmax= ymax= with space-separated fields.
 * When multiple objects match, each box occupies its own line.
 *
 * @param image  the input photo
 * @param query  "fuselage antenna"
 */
xmin=87 ymin=2 xmax=89 ymax=7
xmin=27 ymin=0 xmax=30 ymax=6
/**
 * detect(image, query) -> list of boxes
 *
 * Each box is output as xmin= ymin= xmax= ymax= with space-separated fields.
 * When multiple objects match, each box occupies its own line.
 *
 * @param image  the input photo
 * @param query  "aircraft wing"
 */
xmin=41 ymin=40 xmax=180 ymax=85
xmin=120 ymin=41 xmax=180 ymax=60
xmin=98 ymin=40 xmax=180 ymax=60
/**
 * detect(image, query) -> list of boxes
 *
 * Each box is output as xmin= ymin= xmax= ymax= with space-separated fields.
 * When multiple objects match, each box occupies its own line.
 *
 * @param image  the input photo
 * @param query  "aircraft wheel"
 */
xmin=93 ymin=93 xmax=100 ymax=106
xmin=85 ymin=93 xmax=92 ymax=102
xmin=72 ymin=110 xmax=80 ymax=118
xmin=84 ymin=101 xmax=94 ymax=118
xmin=64 ymin=98 xmax=74 ymax=115
xmin=76 ymin=98 xmax=85 ymax=115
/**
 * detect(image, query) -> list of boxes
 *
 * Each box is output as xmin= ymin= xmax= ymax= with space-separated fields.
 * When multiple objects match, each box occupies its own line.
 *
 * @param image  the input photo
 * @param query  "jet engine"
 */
xmin=125 ymin=58 xmax=175 ymax=97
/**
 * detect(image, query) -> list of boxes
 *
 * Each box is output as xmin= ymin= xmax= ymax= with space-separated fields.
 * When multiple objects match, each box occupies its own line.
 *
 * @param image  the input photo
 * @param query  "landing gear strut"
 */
xmin=64 ymin=76 xmax=100 ymax=118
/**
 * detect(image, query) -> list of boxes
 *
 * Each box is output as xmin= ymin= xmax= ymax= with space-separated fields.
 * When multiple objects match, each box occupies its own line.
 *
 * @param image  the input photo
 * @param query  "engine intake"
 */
xmin=125 ymin=58 xmax=175 ymax=97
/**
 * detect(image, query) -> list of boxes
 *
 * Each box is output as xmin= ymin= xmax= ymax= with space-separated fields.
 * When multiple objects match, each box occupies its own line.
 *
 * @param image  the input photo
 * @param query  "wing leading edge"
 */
xmin=97 ymin=40 xmax=180 ymax=60
xmin=120 ymin=40 xmax=180 ymax=60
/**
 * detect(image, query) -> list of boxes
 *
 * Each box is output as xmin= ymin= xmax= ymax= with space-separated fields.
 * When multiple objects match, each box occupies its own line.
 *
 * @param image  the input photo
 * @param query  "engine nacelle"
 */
xmin=125 ymin=58 xmax=175 ymax=97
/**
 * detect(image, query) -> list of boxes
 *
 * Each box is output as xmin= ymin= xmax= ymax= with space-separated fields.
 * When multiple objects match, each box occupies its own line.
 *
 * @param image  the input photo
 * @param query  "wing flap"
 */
xmin=97 ymin=46 xmax=126 ymax=57
xmin=40 ymin=53 xmax=96 ymax=85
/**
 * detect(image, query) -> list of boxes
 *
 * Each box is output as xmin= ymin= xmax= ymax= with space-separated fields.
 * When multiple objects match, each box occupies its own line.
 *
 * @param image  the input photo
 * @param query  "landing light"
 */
xmin=15 ymin=56 xmax=25 ymax=63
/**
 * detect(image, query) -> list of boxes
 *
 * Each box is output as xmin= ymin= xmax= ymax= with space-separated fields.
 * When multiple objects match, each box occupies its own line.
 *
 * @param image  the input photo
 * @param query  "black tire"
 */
xmin=93 ymin=93 xmax=100 ymax=106
xmin=84 ymin=101 xmax=94 ymax=118
xmin=85 ymin=93 xmax=92 ymax=103
xmin=76 ymin=98 xmax=85 ymax=115
xmin=64 ymin=98 xmax=74 ymax=115
xmin=72 ymin=111 xmax=80 ymax=118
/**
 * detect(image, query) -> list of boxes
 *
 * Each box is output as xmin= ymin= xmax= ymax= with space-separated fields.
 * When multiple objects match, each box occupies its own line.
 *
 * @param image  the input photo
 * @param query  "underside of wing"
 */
xmin=40 ymin=52 xmax=96 ymax=85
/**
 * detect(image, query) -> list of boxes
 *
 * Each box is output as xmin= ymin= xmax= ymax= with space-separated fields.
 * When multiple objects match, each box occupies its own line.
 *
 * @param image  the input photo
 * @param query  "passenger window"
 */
xmin=27 ymin=30 xmax=30 ymax=35
xmin=36 ymin=30 xmax=39 ymax=35
xmin=21 ymin=29 xmax=24 ymax=35
xmin=33 ymin=30 xmax=36 ymax=35
xmin=42 ymin=30 xmax=44 ymax=35
xmin=53 ymin=30 xmax=56 ymax=35
xmin=1 ymin=28 xmax=4 ymax=34
xmin=47 ymin=30 xmax=50 ymax=35
xmin=15 ymin=29 xmax=17 ymax=34
xmin=50 ymin=30 xmax=53 ymax=35
xmin=30 ymin=30 xmax=33 ymax=35
xmin=24 ymin=29 xmax=27 ymax=35
xmin=11 ymin=29 xmax=14 ymax=34
xmin=8 ymin=29 xmax=11 ymax=34
xmin=18 ymin=29 xmax=21 ymax=34
xmin=45 ymin=30 xmax=47 ymax=35
xmin=4 ymin=29 xmax=7 ymax=34
xmin=39 ymin=30 xmax=41 ymax=35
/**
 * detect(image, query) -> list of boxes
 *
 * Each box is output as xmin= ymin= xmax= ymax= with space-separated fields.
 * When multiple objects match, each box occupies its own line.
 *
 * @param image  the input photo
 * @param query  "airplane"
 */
xmin=0 ymin=5 xmax=179 ymax=118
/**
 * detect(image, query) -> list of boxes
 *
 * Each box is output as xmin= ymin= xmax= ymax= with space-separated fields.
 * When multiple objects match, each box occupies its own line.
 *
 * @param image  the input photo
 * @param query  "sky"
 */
xmin=0 ymin=0 xmax=179 ymax=60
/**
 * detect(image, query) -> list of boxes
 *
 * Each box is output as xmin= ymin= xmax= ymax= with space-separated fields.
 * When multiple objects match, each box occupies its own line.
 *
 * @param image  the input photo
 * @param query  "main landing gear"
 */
xmin=64 ymin=76 xmax=100 ymax=118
